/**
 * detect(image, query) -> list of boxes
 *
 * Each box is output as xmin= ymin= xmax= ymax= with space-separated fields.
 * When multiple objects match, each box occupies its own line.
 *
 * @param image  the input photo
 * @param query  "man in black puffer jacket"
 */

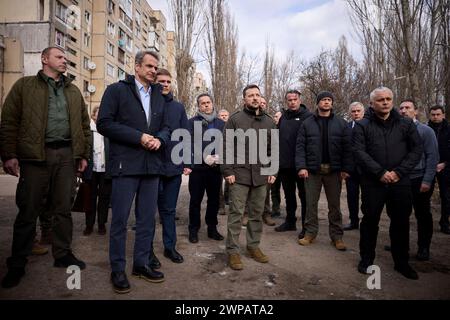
xmin=296 ymin=91 xmax=353 ymax=251
xmin=275 ymin=90 xmax=312 ymax=238
xmin=353 ymin=86 xmax=422 ymax=280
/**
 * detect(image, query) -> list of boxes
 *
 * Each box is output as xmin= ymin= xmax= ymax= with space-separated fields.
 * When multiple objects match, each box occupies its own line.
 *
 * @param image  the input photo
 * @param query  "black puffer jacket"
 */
xmin=295 ymin=111 xmax=353 ymax=173
xmin=279 ymin=105 xmax=312 ymax=169
xmin=352 ymin=107 xmax=423 ymax=185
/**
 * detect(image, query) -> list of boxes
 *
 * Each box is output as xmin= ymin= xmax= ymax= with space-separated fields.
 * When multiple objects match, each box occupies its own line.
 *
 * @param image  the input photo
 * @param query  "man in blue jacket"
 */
xmin=149 ymin=68 xmax=189 ymax=268
xmin=187 ymin=94 xmax=225 ymax=243
xmin=399 ymin=99 xmax=438 ymax=261
xmin=97 ymin=50 xmax=170 ymax=294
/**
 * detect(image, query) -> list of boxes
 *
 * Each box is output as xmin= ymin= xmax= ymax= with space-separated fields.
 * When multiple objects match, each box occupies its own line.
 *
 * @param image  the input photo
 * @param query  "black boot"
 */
xmin=207 ymin=227 xmax=224 ymax=241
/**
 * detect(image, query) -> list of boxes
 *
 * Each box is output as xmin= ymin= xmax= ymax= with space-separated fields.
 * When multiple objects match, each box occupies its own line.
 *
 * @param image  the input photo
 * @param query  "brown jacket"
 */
xmin=0 ymin=71 xmax=91 ymax=162
xmin=221 ymin=107 xmax=276 ymax=186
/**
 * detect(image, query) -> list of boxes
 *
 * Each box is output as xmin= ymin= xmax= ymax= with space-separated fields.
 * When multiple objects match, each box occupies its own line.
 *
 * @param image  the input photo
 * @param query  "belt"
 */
xmin=45 ymin=140 xmax=71 ymax=149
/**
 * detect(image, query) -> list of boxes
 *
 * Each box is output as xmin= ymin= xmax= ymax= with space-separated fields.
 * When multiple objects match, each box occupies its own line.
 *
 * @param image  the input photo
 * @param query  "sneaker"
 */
xmin=247 ymin=247 xmax=269 ymax=263
xmin=298 ymin=235 xmax=316 ymax=246
xmin=228 ymin=253 xmax=243 ymax=270
xmin=332 ymin=239 xmax=347 ymax=251
xmin=54 ymin=252 xmax=86 ymax=270
xmin=31 ymin=239 xmax=49 ymax=255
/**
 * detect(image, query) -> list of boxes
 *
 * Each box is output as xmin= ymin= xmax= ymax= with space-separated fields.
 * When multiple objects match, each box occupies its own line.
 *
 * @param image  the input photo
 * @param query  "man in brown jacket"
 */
xmin=222 ymin=84 xmax=277 ymax=270
xmin=0 ymin=46 xmax=91 ymax=288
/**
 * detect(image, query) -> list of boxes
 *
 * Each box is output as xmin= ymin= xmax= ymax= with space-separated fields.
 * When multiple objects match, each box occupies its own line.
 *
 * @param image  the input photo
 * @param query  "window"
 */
xmin=135 ymin=11 xmax=141 ymax=26
xmin=67 ymin=73 xmax=76 ymax=81
xmin=134 ymin=25 xmax=141 ymax=38
xmin=118 ymin=48 xmax=125 ymax=64
xmin=107 ymin=21 xmax=116 ymax=37
xmin=119 ymin=8 xmax=133 ymax=30
xmin=66 ymin=46 xmax=77 ymax=56
xmin=108 ymin=0 xmax=115 ymax=15
xmin=83 ymin=57 xmax=89 ymax=70
xmin=84 ymin=32 xmax=90 ymax=47
xmin=55 ymin=1 xmax=67 ymax=23
xmin=107 ymin=64 xmax=115 ymax=77
xmin=118 ymin=67 xmax=125 ymax=80
xmin=125 ymin=54 xmax=131 ymax=66
xmin=83 ymin=80 xmax=89 ymax=92
xmin=107 ymin=42 xmax=115 ymax=56
xmin=55 ymin=29 xmax=66 ymax=48
xmin=84 ymin=10 xmax=91 ymax=24
xmin=67 ymin=59 xmax=76 ymax=68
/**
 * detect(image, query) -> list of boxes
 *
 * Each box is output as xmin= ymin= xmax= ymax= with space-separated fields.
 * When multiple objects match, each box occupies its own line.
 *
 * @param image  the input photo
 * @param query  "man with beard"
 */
xmin=296 ymin=91 xmax=352 ymax=251
xmin=222 ymin=85 xmax=277 ymax=270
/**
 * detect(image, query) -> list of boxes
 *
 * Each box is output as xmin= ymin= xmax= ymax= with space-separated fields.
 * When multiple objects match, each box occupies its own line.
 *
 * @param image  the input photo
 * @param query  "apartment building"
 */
xmin=0 ymin=0 xmax=175 ymax=111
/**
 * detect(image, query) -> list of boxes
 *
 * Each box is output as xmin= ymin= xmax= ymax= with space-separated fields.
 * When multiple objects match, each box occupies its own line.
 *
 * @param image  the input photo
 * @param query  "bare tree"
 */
xmin=346 ymin=0 xmax=448 ymax=115
xmin=169 ymin=0 xmax=205 ymax=113
xmin=204 ymin=0 xmax=239 ymax=112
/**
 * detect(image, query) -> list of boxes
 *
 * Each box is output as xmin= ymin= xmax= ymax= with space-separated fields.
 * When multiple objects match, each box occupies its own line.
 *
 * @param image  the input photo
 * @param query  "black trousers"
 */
xmin=360 ymin=184 xmax=412 ymax=267
xmin=431 ymin=169 xmax=450 ymax=229
xmin=85 ymin=172 xmax=112 ymax=228
xmin=188 ymin=168 xmax=222 ymax=233
xmin=411 ymin=177 xmax=434 ymax=249
xmin=346 ymin=173 xmax=361 ymax=225
xmin=279 ymin=168 xmax=306 ymax=228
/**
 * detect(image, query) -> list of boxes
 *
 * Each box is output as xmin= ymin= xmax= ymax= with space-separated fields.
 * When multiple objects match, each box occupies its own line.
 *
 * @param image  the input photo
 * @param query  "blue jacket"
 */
xmin=96 ymin=75 xmax=170 ymax=176
xmin=161 ymin=93 xmax=189 ymax=177
xmin=410 ymin=121 xmax=439 ymax=185
xmin=188 ymin=115 xmax=225 ymax=171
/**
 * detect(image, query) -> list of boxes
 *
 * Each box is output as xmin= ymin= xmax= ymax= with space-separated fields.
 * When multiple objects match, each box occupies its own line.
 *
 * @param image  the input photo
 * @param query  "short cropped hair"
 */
xmin=41 ymin=46 xmax=65 ymax=58
xmin=429 ymin=105 xmax=445 ymax=114
xmin=156 ymin=68 xmax=171 ymax=77
xmin=348 ymin=101 xmax=364 ymax=112
xmin=285 ymin=89 xmax=301 ymax=100
xmin=196 ymin=93 xmax=213 ymax=106
xmin=400 ymin=99 xmax=417 ymax=110
xmin=135 ymin=50 xmax=159 ymax=65
xmin=242 ymin=84 xmax=261 ymax=98
xmin=369 ymin=86 xmax=393 ymax=102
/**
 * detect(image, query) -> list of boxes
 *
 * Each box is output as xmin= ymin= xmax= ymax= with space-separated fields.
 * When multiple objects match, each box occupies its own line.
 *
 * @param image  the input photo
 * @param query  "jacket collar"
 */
xmin=37 ymin=70 xmax=71 ymax=87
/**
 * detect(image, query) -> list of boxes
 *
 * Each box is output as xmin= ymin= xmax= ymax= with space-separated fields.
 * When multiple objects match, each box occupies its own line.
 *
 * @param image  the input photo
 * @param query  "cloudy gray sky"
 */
xmin=148 ymin=0 xmax=362 ymax=82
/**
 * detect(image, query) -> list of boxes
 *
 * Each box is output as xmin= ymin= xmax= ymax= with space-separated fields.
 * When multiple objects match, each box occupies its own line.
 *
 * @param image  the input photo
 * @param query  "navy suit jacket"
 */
xmin=97 ymin=75 xmax=170 ymax=177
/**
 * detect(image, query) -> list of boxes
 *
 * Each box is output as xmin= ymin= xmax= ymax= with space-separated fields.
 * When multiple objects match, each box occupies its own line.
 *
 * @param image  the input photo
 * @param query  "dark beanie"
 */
xmin=316 ymin=91 xmax=334 ymax=105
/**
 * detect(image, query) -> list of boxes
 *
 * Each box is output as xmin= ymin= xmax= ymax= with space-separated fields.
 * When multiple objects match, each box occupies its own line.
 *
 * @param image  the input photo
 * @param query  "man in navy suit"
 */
xmin=344 ymin=102 xmax=365 ymax=230
xmin=97 ymin=50 xmax=170 ymax=294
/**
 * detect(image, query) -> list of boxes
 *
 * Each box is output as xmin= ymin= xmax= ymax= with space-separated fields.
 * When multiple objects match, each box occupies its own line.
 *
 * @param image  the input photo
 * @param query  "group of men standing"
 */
xmin=1 ymin=46 xmax=449 ymax=293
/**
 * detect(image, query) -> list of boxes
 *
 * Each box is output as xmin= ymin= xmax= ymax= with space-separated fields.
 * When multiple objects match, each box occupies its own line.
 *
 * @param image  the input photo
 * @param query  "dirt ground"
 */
xmin=0 ymin=174 xmax=449 ymax=300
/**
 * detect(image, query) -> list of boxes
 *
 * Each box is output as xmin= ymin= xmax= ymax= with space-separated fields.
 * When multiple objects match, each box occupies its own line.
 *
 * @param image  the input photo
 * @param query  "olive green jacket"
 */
xmin=0 ymin=71 xmax=91 ymax=162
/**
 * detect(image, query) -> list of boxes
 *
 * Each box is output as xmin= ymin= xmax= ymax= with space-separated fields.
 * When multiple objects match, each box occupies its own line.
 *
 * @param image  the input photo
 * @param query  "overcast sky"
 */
xmin=148 ymin=0 xmax=362 ymax=82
